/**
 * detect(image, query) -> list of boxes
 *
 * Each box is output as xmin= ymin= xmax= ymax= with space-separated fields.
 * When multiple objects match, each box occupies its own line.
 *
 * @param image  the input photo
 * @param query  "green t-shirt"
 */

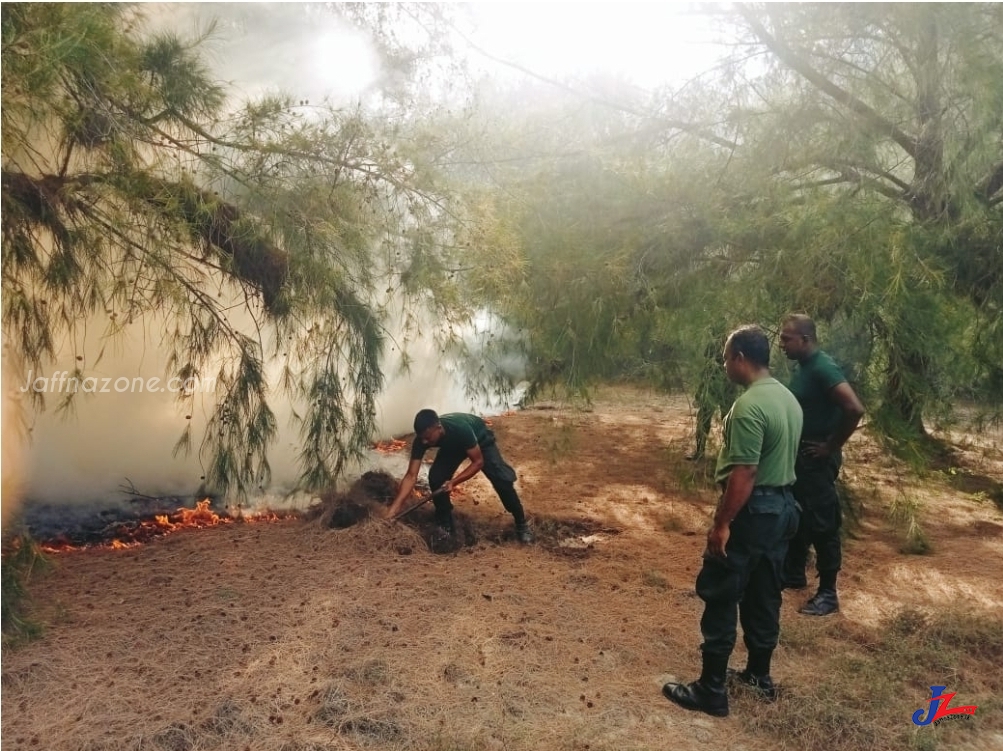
xmin=715 ymin=377 xmax=803 ymax=487
xmin=410 ymin=413 xmax=495 ymax=460
xmin=786 ymin=350 xmax=847 ymax=440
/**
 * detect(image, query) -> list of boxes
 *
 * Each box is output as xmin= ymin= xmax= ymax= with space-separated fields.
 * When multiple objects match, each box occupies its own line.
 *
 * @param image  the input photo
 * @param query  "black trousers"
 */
xmin=785 ymin=451 xmax=843 ymax=580
xmin=697 ymin=490 xmax=800 ymax=659
xmin=428 ymin=443 xmax=526 ymax=526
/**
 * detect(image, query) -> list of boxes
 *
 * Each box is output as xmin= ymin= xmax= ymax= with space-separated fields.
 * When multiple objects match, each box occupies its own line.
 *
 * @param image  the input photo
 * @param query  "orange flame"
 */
xmin=38 ymin=499 xmax=292 ymax=553
xmin=372 ymin=438 xmax=408 ymax=453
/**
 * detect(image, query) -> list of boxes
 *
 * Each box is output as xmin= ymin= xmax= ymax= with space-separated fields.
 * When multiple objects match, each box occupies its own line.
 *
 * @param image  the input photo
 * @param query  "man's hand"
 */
xmin=706 ymin=522 xmax=730 ymax=558
xmin=437 ymin=479 xmax=454 ymax=495
xmin=801 ymin=440 xmax=832 ymax=459
xmin=707 ymin=464 xmax=754 ymax=558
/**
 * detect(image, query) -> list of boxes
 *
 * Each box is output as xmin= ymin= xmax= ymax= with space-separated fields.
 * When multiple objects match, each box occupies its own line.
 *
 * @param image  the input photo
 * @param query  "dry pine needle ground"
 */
xmin=3 ymin=387 xmax=1003 ymax=751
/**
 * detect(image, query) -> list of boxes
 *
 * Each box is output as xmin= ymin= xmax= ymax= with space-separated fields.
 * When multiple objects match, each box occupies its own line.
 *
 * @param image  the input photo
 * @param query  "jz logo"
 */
xmin=912 ymin=685 xmax=978 ymax=726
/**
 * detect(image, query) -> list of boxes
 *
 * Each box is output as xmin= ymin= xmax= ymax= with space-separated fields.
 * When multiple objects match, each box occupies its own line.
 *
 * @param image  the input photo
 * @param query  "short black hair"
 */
xmin=726 ymin=325 xmax=770 ymax=368
xmin=413 ymin=409 xmax=440 ymax=434
xmin=782 ymin=313 xmax=817 ymax=341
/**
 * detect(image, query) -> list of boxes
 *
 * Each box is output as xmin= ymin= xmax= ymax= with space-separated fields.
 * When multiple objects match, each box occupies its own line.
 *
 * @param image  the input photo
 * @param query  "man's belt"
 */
xmin=750 ymin=485 xmax=793 ymax=496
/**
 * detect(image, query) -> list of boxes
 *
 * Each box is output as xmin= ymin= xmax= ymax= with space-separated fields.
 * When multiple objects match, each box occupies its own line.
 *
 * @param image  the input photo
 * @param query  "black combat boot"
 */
xmin=515 ymin=520 xmax=535 ymax=544
xmin=727 ymin=649 xmax=778 ymax=701
xmin=662 ymin=654 xmax=729 ymax=717
xmin=799 ymin=588 xmax=839 ymax=616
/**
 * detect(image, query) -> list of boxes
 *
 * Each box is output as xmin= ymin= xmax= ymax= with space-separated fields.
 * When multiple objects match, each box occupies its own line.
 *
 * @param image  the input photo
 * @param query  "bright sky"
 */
xmin=159 ymin=3 xmax=723 ymax=103
xmin=467 ymin=2 xmax=723 ymax=90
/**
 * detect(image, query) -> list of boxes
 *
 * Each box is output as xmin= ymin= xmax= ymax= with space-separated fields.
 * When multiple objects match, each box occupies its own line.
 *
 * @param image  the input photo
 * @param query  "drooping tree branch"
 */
xmin=975 ymin=159 xmax=1003 ymax=205
xmin=739 ymin=4 xmax=919 ymax=159
xmin=2 ymin=169 xmax=289 ymax=313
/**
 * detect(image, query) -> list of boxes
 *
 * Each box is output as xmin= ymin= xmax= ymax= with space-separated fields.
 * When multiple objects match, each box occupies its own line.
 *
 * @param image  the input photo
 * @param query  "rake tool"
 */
xmin=391 ymin=486 xmax=450 ymax=521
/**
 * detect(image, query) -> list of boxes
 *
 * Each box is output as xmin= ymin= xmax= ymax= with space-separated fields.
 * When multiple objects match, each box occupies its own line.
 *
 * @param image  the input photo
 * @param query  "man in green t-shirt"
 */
xmin=385 ymin=410 xmax=534 ymax=543
xmin=663 ymin=325 xmax=802 ymax=718
xmin=779 ymin=314 xmax=865 ymax=617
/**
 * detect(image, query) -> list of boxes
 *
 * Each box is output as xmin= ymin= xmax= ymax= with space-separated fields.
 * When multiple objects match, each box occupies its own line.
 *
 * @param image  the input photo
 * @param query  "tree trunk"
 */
xmin=885 ymin=8 xmax=947 ymax=438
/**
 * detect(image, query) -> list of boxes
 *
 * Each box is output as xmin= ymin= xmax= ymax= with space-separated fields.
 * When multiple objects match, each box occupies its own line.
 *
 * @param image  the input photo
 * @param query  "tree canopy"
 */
xmin=3 ymin=2 xmax=1000 ymax=502
xmin=448 ymin=3 xmax=1003 ymax=439
xmin=1 ymin=3 xmax=476 ymax=497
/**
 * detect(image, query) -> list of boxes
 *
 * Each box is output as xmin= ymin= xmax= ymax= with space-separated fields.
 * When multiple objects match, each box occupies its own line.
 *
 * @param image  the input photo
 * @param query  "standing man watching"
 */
xmin=663 ymin=325 xmax=802 ymax=718
xmin=779 ymin=314 xmax=865 ymax=617
xmin=385 ymin=409 xmax=534 ymax=544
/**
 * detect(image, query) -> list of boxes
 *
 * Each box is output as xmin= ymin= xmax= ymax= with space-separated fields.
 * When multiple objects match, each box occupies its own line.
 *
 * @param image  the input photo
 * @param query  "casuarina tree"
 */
xmin=1 ymin=4 xmax=473 ymax=497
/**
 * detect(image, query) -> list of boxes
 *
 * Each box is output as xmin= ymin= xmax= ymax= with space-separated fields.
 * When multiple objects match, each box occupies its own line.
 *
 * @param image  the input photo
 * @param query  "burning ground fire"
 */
xmin=38 ymin=500 xmax=290 ymax=553
xmin=372 ymin=437 xmax=408 ymax=453
xmin=29 ymin=429 xmax=505 ymax=554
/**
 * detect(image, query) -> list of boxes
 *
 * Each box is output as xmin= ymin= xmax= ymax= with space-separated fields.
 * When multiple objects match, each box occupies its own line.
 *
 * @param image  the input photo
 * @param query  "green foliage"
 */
xmin=1 ymin=533 xmax=50 ymax=646
xmin=447 ymin=3 xmax=1002 ymax=452
xmin=888 ymin=494 xmax=933 ymax=555
xmin=720 ymin=4 xmax=1003 ymax=433
xmin=452 ymin=97 xmax=740 ymax=397
xmin=1 ymin=3 xmax=475 ymax=496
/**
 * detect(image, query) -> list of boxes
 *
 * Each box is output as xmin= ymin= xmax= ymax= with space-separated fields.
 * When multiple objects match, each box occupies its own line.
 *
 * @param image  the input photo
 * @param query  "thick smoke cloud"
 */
xmin=5 ymin=306 xmax=485 ymax=510
xmin=0 ymin=4 xmax=492 ymax=514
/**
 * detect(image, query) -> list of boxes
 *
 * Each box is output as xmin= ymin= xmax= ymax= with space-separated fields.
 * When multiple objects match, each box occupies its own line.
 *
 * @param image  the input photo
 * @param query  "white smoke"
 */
xmin=1 ymin=300 xmax=522 ymax=513
xmin=0 ymin=4 xmax=530 ymax=521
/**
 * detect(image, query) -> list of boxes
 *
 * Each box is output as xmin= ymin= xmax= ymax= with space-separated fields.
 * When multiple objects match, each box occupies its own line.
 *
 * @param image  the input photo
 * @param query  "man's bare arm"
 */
xmin=386 ymin=459 xmax=423 ymax=517
xmin=826 ymin=382 xmax=865 ymax=452
xmin=706 ymin=464 xmax=757 ymax=557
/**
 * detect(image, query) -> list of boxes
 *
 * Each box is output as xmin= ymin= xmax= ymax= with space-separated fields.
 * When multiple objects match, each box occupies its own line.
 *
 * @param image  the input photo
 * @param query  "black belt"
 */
xmin=750 ymin=485 xmax=792 ymax=496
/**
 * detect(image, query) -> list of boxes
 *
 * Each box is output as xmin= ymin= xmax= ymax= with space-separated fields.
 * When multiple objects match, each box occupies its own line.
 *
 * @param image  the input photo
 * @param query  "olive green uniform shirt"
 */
xmin=786 ymin=350 xmax=847 ymax=440
xmin=409 ymin=413 xmax=495 ymax=460
xmin=715 ymin=377 xmax=803 ymax=487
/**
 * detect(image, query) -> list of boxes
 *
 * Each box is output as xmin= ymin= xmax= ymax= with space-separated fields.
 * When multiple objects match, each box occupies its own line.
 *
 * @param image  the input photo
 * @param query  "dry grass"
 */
xmin=3 ymin=386 xmax=1002 ymax=751
xmin=764 ymin=606 xmax=1003 ymax=750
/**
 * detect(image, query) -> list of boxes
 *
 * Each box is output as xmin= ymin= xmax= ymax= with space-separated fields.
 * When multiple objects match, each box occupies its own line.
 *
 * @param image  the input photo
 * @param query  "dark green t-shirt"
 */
xmin=715 ymin=377 xmax=803 ymax=487
xmin=786 ymin=350 xmax=847 ymax=440
xmin=409 ymin=413 xmax=495 ymax=460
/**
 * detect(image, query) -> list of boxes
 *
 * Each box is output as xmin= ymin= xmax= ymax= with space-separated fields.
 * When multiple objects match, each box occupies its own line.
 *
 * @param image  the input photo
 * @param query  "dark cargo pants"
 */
xmin=697 ymin=489 xmax=800 ymax=659
xmin=785 ymin=451 xmax=843 ymax=581
xmin=428 ymin=442 xmax=526 ymax=526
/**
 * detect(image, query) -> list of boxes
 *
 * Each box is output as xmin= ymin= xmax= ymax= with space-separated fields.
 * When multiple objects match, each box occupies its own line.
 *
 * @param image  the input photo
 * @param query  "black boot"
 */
xmin=515 ymin=521 xmax=535 ymax=544
xmin=727 ymin=648 xmax=778 ymax=701
xmin=799 ymin=588 xmax=839 ymax=616
xmin=728 ymin=669 xmax=778 ymax=701
xmin=662 ymin=654 xmax=729 ymax=717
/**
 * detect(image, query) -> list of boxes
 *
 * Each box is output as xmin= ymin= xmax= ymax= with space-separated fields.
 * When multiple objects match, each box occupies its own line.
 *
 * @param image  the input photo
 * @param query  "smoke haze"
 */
xmin=2 ymin=300 xmax=501 ymax=511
